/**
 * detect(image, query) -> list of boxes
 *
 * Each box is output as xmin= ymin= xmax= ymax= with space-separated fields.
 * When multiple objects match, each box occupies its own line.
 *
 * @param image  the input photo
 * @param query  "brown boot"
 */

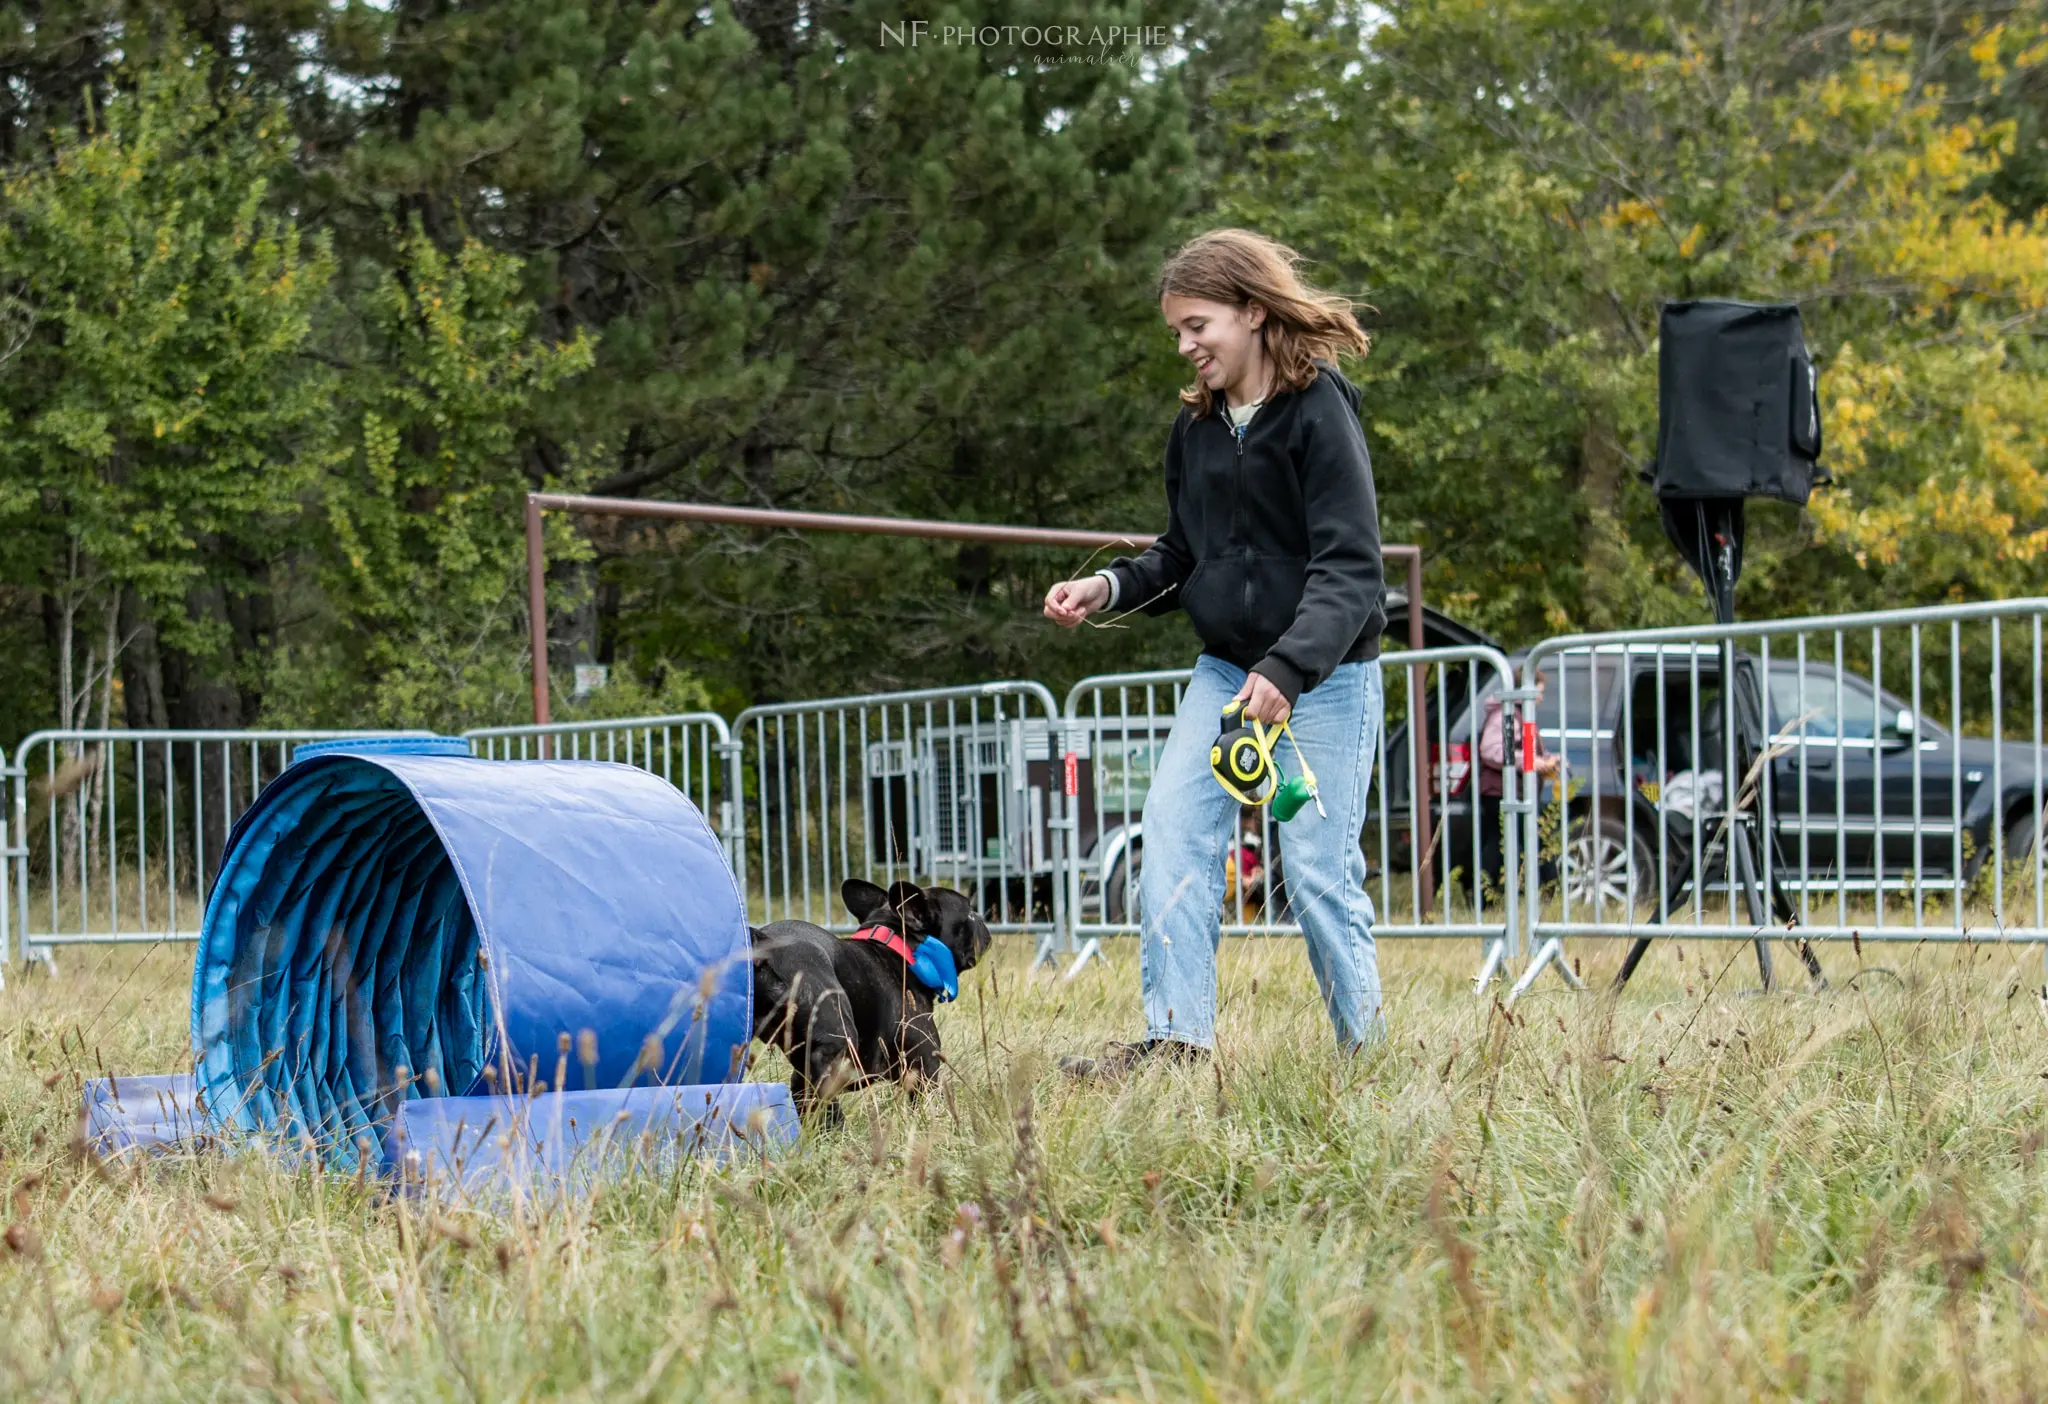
xmin=1058 ymin=1038 xmax=1210 ymax=1083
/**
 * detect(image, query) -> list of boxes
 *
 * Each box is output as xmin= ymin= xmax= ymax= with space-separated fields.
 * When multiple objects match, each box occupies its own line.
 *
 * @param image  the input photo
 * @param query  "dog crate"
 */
xmin=863 ymin=719 xmax=1071 ymax=880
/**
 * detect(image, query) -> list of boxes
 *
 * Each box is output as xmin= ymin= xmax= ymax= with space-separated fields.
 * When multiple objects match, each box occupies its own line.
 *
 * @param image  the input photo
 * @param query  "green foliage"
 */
xmin=5 ymin=3 xmax=2048 ymax=743
xmin=0 ymin=58 xmax=334 ymax=671
xmin=314 ymin=0 xmax=1202 ymax=705
xmin=1216 ymin=0 xmax=2048 ymax=640
xmin=263 ymin=232 xmax=596 ymax=731
xmin=552 ymin=662 xmax=714 ymax=725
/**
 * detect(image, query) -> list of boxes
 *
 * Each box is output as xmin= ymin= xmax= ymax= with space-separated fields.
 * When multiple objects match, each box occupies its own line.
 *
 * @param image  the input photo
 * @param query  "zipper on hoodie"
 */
xmin=1230 ymin=407 xmax=1252 ymax=614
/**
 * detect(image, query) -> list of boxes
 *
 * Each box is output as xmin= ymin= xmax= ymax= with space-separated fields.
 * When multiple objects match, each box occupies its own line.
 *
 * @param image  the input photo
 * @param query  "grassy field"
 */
xmin=3 ymin=933 xmax=2048 ymax=1401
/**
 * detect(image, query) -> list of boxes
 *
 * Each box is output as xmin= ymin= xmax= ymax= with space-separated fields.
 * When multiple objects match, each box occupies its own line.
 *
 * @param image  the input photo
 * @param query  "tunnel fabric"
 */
xmin=190 ymin=743 xmax=755 ymax=1172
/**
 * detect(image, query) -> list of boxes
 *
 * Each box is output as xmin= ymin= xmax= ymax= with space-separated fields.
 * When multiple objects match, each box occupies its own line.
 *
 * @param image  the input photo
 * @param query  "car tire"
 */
xmin=1562 ymin=814 xmax=1655 ymax=916
xmin=1105 ymin=846 xmax=1142 ymax=925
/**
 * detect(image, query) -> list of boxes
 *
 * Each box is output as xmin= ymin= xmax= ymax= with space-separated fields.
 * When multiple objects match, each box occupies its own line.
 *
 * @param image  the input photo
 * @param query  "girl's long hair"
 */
xmin=1157 ymin=229 xmax=1371 ymax=417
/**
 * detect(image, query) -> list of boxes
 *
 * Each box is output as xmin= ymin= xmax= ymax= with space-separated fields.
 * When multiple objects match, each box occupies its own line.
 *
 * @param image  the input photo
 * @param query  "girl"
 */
xmin=1044 ymin=229 xmax=1386 ymax=1077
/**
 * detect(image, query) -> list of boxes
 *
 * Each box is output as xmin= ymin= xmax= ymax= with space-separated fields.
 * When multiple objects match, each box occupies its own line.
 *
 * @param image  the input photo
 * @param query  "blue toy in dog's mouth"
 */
xmin=911 ymin=937 xmax=960 ymax=1002
xmin=847 ymin=924 xmax=960 ymax=1002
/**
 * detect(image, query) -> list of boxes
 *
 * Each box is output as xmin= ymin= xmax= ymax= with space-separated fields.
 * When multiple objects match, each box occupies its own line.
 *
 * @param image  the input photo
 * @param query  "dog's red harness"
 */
xmin=845 ymin=922 xmax=960 ymax=1002
xmin=848 ymin=924 xmax=917 ymax=964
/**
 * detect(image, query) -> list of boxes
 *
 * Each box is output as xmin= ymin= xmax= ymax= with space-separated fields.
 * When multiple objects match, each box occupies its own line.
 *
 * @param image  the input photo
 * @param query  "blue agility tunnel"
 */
xmin=187 ymin=737 xmax=786 ymax=1177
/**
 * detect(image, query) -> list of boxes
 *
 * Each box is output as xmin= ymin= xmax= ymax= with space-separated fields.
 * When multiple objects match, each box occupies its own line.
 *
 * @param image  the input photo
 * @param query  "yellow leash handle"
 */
xmin=1218 ymin=700 xmax=1327 ymax=820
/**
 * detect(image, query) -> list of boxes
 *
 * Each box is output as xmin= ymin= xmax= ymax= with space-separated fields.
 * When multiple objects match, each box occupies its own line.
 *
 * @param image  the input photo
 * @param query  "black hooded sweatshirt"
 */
xmin=1105 ymin=362 xmax=1385 ymax=707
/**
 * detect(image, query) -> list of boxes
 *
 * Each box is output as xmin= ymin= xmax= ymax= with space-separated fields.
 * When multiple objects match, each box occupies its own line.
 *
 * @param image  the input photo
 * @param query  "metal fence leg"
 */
xmin=715 ymin=738 xmax=747 ymax=916
xmin=1031 ymin=931 xmax=1060 ymax=970
xmin=1507 ymin=935 xmax=1586 ymax=1002
xmin=2 ymin=757 xmax=26 ymax=983
xmin=1505 ymin=687 xmax=1584 ymax=1004
xmin=1 ymin=800 xmax=9 ymax=991
xmin=1062 ymin=936 xmax=1105 ymax=980
xmin=1480 ymin=769 xmax=1529 ymax=995
xmin=1047 ymin=719 xmax=1075 ymax=963
xmin=1472 ymin=936 xmax=1507 ymax=994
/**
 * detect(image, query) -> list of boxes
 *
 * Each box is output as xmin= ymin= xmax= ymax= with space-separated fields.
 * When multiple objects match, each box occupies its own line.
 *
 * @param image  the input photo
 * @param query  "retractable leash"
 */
xmin=1209 ymin=697 xmax=1326 ymax=821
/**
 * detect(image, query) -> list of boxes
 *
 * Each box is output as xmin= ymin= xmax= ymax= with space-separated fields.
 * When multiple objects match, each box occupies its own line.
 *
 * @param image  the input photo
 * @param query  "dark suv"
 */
xmin=1385 ymin=643 xmax=2048 ymax=905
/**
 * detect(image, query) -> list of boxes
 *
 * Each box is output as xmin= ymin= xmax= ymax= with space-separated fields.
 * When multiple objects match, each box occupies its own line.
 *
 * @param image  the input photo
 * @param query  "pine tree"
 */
xmin=314 ymin=0 xmax=1204 ymax=706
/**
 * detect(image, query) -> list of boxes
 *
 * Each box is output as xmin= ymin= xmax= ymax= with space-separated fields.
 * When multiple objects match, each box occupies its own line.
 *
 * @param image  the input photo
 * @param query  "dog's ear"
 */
xmin=841 ymin=878 xmax=890 ymax=922
xmin=887 ymin=880 xmax=935 ymax=935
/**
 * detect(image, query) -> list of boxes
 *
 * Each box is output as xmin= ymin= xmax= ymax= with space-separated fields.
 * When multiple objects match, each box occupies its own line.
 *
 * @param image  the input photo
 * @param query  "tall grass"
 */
xmin=4 ymin=935 xmax=2047 ymax=1400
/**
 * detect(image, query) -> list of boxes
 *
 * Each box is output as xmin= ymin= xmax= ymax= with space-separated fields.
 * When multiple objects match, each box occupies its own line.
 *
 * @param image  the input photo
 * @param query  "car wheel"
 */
xmin=1563 ymin=815 xmax=1655 ymax=916
xmin=1105 ymin=846 xmax=1142 ymax=925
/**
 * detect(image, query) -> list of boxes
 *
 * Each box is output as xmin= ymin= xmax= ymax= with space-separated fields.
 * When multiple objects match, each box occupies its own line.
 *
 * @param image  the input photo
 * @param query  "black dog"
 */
xmin=749 ymin=878 xmax=991 ymax=1115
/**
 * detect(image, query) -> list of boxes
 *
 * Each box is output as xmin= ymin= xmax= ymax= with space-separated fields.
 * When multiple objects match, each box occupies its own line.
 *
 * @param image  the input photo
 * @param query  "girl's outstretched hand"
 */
xmin=1044 ymin=575 xmax=1111 ymax=628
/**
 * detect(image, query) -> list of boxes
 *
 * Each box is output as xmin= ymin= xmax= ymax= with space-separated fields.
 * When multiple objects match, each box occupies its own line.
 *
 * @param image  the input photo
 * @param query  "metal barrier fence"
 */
xmin=461 ymin=713 xmax=742 ymax=871
xmin=6 ymin=729 xmax=432 ymax=965
xmin=1509 ymin=598 xmax=2048 ymax=994
xmin=14 ymin=599 xmax=2048 ymax=994
xmin=731 ymin=682 xmax=1068 ymax=948
xmin=1058 ymin=647 xmax=1522 ymax=981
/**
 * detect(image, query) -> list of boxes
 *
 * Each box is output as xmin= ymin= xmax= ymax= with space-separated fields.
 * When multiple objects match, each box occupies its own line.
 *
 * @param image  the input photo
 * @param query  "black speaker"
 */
xmin=1614 ymin=299 xmax=1832 ymax=994
xmin=1650 ymin=299 xmax=1826 ymax=505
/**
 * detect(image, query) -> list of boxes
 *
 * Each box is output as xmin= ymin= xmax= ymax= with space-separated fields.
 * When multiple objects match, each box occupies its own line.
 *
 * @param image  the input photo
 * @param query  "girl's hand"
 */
xmin=1044 ymin=575 xmax=1111 ymax=628
xmin=1234 ymin=672 xmax=1292 ymax=725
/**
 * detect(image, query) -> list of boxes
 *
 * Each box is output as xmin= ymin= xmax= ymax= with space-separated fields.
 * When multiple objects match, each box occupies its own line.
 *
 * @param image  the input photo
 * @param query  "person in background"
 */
xmin=1223 ymin=813 xmax=1267 ymax=922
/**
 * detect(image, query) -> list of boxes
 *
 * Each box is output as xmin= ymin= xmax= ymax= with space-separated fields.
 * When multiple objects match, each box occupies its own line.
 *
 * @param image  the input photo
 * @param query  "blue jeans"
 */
xmin=1137 ymin=655 xmax=1385 ymax=1050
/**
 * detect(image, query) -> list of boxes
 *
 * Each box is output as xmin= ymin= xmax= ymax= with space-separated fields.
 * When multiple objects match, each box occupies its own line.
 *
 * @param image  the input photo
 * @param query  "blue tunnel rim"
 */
xmin=292 ymin=736 xmax=473 ymax=765
xmin=190 ymin=754 xmax=500 ymax=1151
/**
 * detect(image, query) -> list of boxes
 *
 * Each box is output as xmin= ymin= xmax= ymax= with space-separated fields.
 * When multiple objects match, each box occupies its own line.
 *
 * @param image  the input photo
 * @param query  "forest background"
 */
xmin=3 ymin=0 xmax=2046 ymax=743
